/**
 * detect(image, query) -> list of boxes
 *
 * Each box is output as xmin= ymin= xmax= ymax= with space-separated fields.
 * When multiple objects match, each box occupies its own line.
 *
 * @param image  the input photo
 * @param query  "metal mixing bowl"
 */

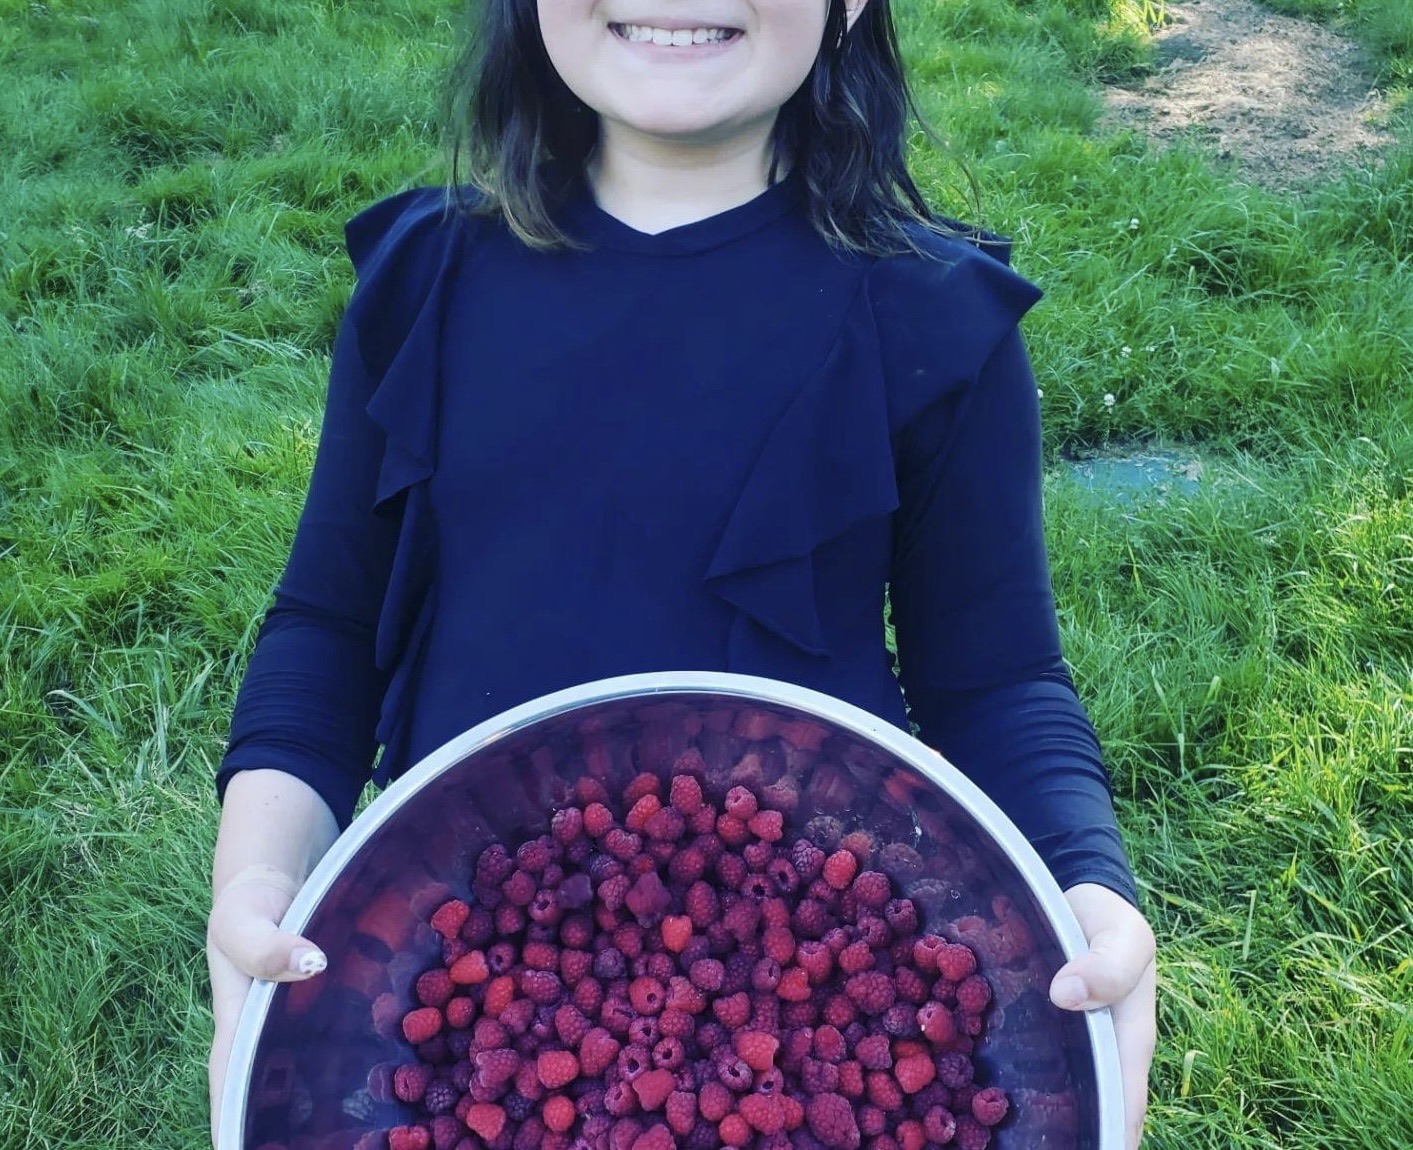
xmin=220 ymin=672 xmax=1123 ymax=1149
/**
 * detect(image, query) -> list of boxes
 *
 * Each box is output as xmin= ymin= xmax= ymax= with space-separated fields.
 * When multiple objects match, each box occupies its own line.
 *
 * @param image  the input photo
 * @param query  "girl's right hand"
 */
xmin=206 ymin=865 xmax=326 ymax=1150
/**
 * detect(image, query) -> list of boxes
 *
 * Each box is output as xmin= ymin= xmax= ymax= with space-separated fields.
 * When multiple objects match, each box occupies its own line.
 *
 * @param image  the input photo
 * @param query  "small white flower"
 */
xmin=1145 ymin=345 xmax=1157 ymax=353
xmin=1270 ymin=358 xmax=1282 ymax=377
xmin=1103 ymin=393 xmax=1117 ymax=408
xmin=1036 ymin=388 xmax=1044 ymax=399
xmin=124 ymin=222 xmax=151 ymax=239
xmin=1120 ymin=346 xmax=1132 ymax=358
xmin=1129 ymin=218 xmax=1141 ymax=231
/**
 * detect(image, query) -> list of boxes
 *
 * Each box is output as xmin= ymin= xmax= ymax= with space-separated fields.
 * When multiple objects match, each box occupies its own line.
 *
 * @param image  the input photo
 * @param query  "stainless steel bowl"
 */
xmin=221 ymin=672 xmax=1124 ymax=1149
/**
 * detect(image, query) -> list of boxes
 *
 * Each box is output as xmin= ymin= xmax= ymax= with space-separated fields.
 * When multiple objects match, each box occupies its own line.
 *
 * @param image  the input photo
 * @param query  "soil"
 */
xmin=1101 ymin=0 xmax=1396 ymax=190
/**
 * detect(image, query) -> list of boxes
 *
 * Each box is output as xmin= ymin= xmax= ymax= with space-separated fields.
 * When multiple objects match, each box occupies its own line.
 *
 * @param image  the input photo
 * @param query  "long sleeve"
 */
xmin=890 ymin=325 xmax=1138 ymax=905
xmin=217 ymin=187 xmax=461 ymax=828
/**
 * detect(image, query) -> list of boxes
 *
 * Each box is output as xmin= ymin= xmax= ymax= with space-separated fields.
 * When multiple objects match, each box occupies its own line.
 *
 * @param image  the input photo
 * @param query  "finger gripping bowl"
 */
xmin=222 ymin=672 xmax=1123 ymax=1149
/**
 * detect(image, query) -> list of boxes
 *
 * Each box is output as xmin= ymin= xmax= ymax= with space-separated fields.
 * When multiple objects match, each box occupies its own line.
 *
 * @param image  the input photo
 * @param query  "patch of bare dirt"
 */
xmin=1102 ymin=0 xmax=1395 ymax=190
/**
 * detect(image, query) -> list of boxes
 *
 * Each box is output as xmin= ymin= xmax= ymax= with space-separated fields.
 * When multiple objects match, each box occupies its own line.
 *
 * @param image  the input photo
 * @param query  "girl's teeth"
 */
xmin=618 ymin=24 xmax=733 ymax=44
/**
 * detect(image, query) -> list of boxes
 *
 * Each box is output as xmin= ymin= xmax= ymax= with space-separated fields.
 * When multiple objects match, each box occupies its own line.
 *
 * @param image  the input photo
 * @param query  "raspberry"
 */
xmin=579 ymin=1028 xmax=621 ymax=1076
xmin=821 ymin=851 xmax=858 ymax=891
xmin=644 ymin=806 xmax=686 ymax=842
xmin=865 ymin=1070 xmax=903 ymax=1111
xmin=718 ymin=1113 xmax=751 ymax=1147
xmin=883 ymin=898 xmax=918 ymax=935
xmin=723 ymin=785 xmax=758 ymax=819
xmin=684 ymin=881 xmax=720 ymax=929
xmin=430 ymin=1114 xmax=462 ymax=1150
xmin=424 ymin=1078 xmax=458 ymax=1115
xmin=686 ymin=958 xmax=723 ymax=991
xmin=836 ymin=1059 xmax=864 ymax=1098
xmin=802 ymin=1057 xmax=840 ymax=1094
xmin=935 ymin=941 xmax=978 ymax=982
xmin=699 ymin=1080 xmax=733 ymax=1122
xmin=752 ymin=958 xmax=781 ymax=992
xmin=739 ymin=1093 xmax=787 ymax=1135
xmin=536 ymin=1050 xmax=580 ymax=1090
xmin=821 ymin=994 xmax=857 ymax=1029
xmin=625 ymin=872 xmax=671 ymax=924
xmin=464 ymin=1104 xmax=507 ymax=1141
xmin=652 ymin=1035 xmax=686 ymax=1069
xmin=838 ymin=941 xmax=874 ymax=975
xmin=630 ymin=1125 xmax=675 ymax=1150
xmin=916 ymin=1001 xmax=956 ymax=1045
xmin=838 ymin=830 xmax=877 ymax=864
xmin=446 ymin=996 xmax=476 ymax=1029
xmin=522 ymin=970 xmax=563 ymax=1006
xmin=792 ymin=899 xmax=832 ymax=939
xmin=624 ymin=772 xmax=662 ymax=803
xmin=854 ymin=1035 xmax=892 ymax=1070
xmin=666 ymin=1090 xmax=698 ymax=1134
xmin=851 ymin=871 xmax=891 ymax=909
xmin=716 ymin=1054 xmax=753 ymax=1092
xmin=559 ymin=948 xmax=593 ymax=986
xmin=542 ymin=1094 xmax=576 ymax=1133
xmin=475 ymin=1048 xmax=521 ymax=1088
xmin=956 ymin=974 xmax=992 ymax=1014
xmin=923 ymin=1106 xmax=956 ymax=1144
xmin=417 ymin=969 xmax=455 ymax=1008
xmin=627 ymin=977 xmax=665 ymax=1015
xmin=776 ymin=966 xmax=811 ymax=1002
xmin=893 ymin=1053 xmax=935 ymax=1094
xmin=626 ymin=794 xmax=661 ymax=833
xmin=389 ymin=1126 xmax=431 ymax=1150
xmin=748 ymin=809 xmax=784 ymax=842
xmin=632 ymin=1068 xmax=676 ymax=1111
xmin=582 ymin=802 xmax=615 ymax=839
xmin=429 ymin=899 xmax=470 ymax=941
xmin=971 ymin=1085 xmax=1009 ymax=1126
xmin=660 ymin=915 xmax=692 ymax=953
xmin=716 ymin=813 xmax=750 ymax=847
xmin=812 ymin=1026 xmax=846 ymax=1063
xmin=894 ymin=966 xmax=929 ymax=1005
xmin=733 ymin=1030 xmax=780 ymax=1072
xmin=669 ymin=773 xmax=704 ymax=813
xmin=516 ymin=838 xmax=553 ymax=873
xmin=604 ymin=828 xmax=642 ymax=862
xmin=402 ymin=1007 xmax=443 ymax=1045
xmin=483 ymin=975 xmax=517 ymax=1017
xmin=844 ymin=972 xmax=895 ymax=1015
xmin=791 ymin=840 xmax=827 ymax=881
xmin=550 ymin=806 xmax=583 ymax=844
xmin=667 ymin=845 xmax=707 ymax=884
xmin=573 ymin=776 xmax=610 ymax=805
xmin=953 ymin=1114 xmax=992 ymax=1150
xmin=552 ymin=1004 xmax=590 ymax=1046
xmin=394 ymin=1062 xmax=434 ymax=1103
xmin=502 ymin=870 xmax=537 ymax=907
xmin=522 ymin=940 xmax=558 ymax=970
xmin=805 ymin=1092 xmax=861 ymax=1150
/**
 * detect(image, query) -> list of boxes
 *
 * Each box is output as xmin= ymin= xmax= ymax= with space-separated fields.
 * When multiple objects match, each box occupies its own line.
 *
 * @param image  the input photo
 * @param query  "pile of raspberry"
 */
xmin=378 ymin=753 xmax=1010 ymax=1150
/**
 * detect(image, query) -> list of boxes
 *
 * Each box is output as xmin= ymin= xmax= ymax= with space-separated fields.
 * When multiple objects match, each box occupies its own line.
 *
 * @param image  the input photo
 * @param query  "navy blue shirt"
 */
xmin=218 ymin=176 xmax=1136 ymax=905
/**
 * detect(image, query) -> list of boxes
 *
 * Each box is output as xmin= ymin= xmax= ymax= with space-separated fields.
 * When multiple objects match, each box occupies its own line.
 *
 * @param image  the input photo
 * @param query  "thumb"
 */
xmin=1050 ymin=925 xmax=1153 ymax=1011
xmin=209 ymin=885 xmax=327 ymax=983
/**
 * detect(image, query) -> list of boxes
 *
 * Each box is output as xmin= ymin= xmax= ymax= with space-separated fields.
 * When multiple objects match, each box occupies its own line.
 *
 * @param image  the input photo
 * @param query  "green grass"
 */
xmin=2 ymin=0 xmax=1411 ymax=1146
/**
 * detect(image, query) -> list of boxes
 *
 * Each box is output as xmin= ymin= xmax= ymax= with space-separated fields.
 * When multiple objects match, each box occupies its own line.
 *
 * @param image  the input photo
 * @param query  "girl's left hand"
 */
xmin=1050 ymin=882 xmax=1157 ymax=1150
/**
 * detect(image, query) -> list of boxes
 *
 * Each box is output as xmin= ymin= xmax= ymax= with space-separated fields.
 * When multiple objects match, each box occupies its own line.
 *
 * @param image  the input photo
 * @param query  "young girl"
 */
xmin=207 ymin=0 xmax=1156 ymax=1145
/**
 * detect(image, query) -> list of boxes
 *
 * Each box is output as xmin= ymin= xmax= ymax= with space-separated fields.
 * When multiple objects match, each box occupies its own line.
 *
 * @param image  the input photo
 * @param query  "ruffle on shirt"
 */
xmin=703 ymin=227 xmax=1042 ymax=661
xmin=341 ymin=186 xmax=474 ymax=779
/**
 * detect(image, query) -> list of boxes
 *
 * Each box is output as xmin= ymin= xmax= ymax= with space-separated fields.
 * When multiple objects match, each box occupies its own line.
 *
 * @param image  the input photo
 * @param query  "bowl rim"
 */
xmin=220 ymin=671 xmax=1125 ymax=1148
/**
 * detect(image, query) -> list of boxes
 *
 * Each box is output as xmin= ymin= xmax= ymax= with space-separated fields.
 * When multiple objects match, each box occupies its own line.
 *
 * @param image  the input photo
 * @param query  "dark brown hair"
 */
xmin=444 ymin=0 xmax=954 ymax=254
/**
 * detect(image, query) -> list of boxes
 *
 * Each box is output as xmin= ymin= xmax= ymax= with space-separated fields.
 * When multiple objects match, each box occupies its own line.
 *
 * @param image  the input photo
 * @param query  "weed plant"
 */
xmin=1 ymin=0 xmax=1410 ymax=1147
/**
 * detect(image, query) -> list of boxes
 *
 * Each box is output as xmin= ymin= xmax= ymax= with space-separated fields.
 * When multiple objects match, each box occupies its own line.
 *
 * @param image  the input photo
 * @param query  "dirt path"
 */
xmin=1102 ymin=0 xmax=1395 ymax=190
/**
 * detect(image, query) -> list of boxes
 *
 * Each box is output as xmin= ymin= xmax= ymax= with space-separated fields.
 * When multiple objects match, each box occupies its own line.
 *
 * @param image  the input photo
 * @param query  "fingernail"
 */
xmin=291 ymin=948 xmax=326 ymax=976
xmin=1052 ymin=975 xmax=1087 ymax=1008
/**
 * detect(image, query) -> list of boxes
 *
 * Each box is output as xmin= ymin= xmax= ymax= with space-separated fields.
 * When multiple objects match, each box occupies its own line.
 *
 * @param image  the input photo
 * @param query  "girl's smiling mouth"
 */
xmin=609 ymin=22 xmax=744 ymax=46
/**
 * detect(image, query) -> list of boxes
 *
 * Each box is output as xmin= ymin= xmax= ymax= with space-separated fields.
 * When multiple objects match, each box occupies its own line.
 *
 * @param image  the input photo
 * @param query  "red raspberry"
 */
xmin=794 ymin=940 xmax=833 ymax=984
xmin=923 ymin=1106 xmax=957 ymax=1144
xmin=554 ymin=1004 xmax=591 ymax=1046
xmin=516 ymin=837 xmax=553 ymax=873
xmin=822 ymin=850 xmax=858 ymax=891
xmin=894 ymin=965 xmax=929 ymax=1005
xmin=865 ymin=1070 xmax=903 ymax=1111
xmin=821 ymin=994 xmax=857 ymax=1029
xmin=624 ymin=771 xmax=662 ymax=803
xmin=628 ymin=977 xmax=666 ymax=1015
xmin=626 ymin=794 xmax=662 ymax=833
xmin=687 ymin=804 xmax=717 ymax=835
xmin=857 ymin=1103 xmax=887 ymax=1137
xmin=775 ymin=966 xmax=811 ymax=1002
xmin=698 ymin=1080 xmax=733 ymax=1122
xmin=388 ymin=1125 xmax=431 ymax=1150
xmin=652 ymin=1035 xmax=686 ymax=1069
xmin=971 ymin=1085 xmax=1009 ymax=1126
xmin=666 ymin=976 xmax=707 ymax=1015
xmin=733 ymin=1030 xmax=780 ymax=1072
xmin=402 ymin=1007 xmax=442 ymax=1045
xmin=604 ymin=828 xmax=642 ymax=861
xmin=956 ymin=974 xmax=992 ymax=1014
xmin=850 ymin=871 xmax=890 ymax=909
xmin=644 ymin=806 xmax=686 ymax=842
xmin=812 ymin=1025 xmax=846 ymax=1063
xmin=893 ymin=1053 xmax=935 ymax=1094
xmin=666 ymin=1090 xmax=697 ymax=1134
xmin=667 ymin=844 xmax=707 ymax=884
xmin=790 ymin=840 xmax=826 ymax=881
xmin=632 ymin=1067 xmax=676 ymax=1111
xmin=476 ymin=843 xmax=515 ymax=886
xmin=502 ymin=870 xmax=536 ymax=907
xmin=748 ymin=809 xmax=784 ymax=842
xmin=521 ymin=970 xmax=563 ymax=1006
xmin=936 ymin=941 xmax=978 ymax=982
xmin=560 ymin=948 xmax=593 ymax=986
xmin=792 ymin=899 xmax=833 ymax=939
xmin=551 ymin=805 xmax=584 ymax=844
xmin=684 ymin=881 xmax=720 ymax=929
xmin=464 ymin=1103 xmax=506 ymax=1141
xmin=883 ymin=898 xmax=918 ymax=935
xmin=499 ymin=996 xmax=535 ymax=1035
xmin=761 ymin=925 xmax=795 ymax=964
xmin=579 ymin=1028 xmax=621 ymax=1076
xmin=542 ymin=1094 xmax=576 ymax=1133
xmin=844 ymin=972 xmax=895 ymax=1015
xmin=660 ymin=915 xmax=693 ymax=953
xmin=429 ymin=1114 xmax=462 ymax=1150
xmin=393 ymin=1062 xmax=434 ymax=1103
xmin=739 ymin=1093 xmax=787 ymax=1135
xmin=722 ymin=899 xmax=760 ymax=942
xmin=429 ymin=899 xmax=470 ymax=940
xmin=805 ymin=1092 xmax=861 ymax=1150
xmin=669 ymin=773 xmax=704 ymax=813
xmin=836 ymin=1060 xmax=864 ymax=1098
xmin=536 ymin=1050 xmax=580 ymax=1090
xmin=718 ymin=1113 xmax=751 ymax=1147
xmin=521 ymin=940 xmax=557 ymax=970
xmin=573 ymin=776 xmax=609 ymax=805
xmin=838 ymin=830 xmax=877 ymax=864
xmin=954 ymin=1114 xmax=992 ymax=1150
xmin=474 ymin=1048 xmax=520 ymax=1088
xmin=802 ymin=1056 xmax=840 ymax=1094
xmin=854 ymin=1034 xmax=892 ymax=1070
xmin=743 ymin=840 xmax=775 ymax=872
xmin=723 ymin=785 xmax=758 ymax=819
xmin=716 ymin=813 xmax=750 ymax=847
xmin=916 ymin=1001 xmax=956 ymax=1045
xmin=626 ymin=872 xmax=671 ymax=924
xmin=482 ymin=975 xmax=517 ymax=1018
xmin=630 ymin=1124 xmax=674 ymax=1150
xmin=689 ymin=958 xmax=725 ymax=991
xmin=749 ymin=995 xmax=781 ymax=1034
xmin=895 ymin=1120 xmax=925 ymax=1150
xmin=445 ymin=996 xmax=476 ymax=1029
xmin=583 ymin=802 xmax=614 ymax=838
xmin=416 ymin=968 xmax=455 ymax=1008
xmin=838 ymin=940 xmax=874 ymax=975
